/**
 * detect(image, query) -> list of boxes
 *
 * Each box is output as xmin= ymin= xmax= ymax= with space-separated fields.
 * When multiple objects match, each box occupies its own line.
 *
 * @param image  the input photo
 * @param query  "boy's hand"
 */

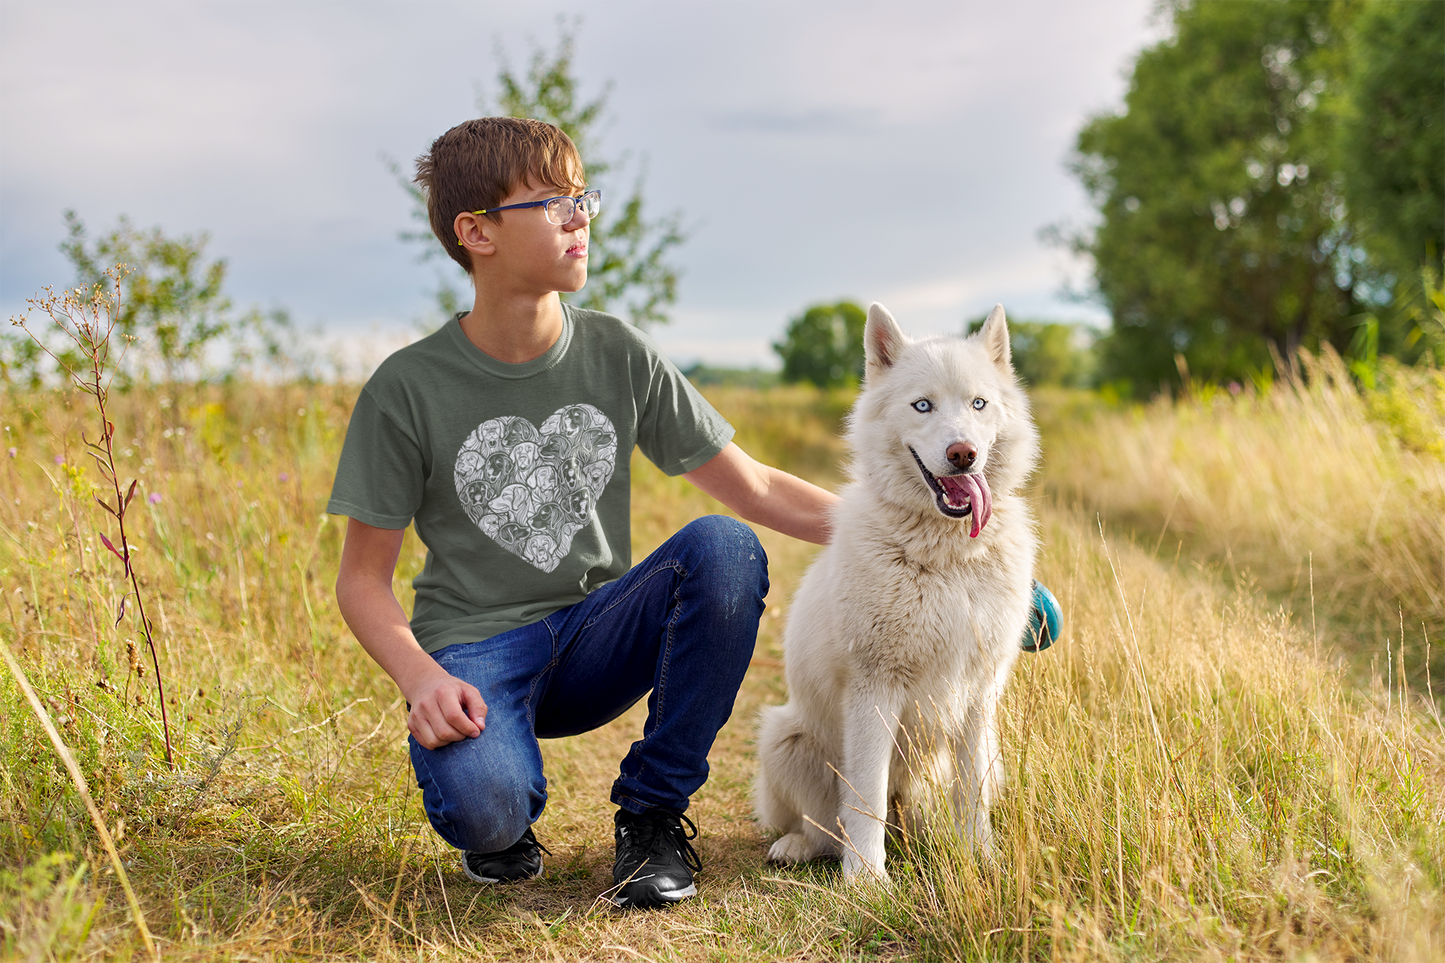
xmin=407 ymin=671 xmax=488 ymax=749
xmin=336 ymin=518 xmax=489 ymax=750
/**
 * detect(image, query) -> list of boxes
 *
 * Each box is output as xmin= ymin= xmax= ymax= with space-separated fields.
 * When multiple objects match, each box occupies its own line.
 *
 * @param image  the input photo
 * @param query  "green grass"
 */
xmin=1 ymin=375 xmax=1442 ymax=961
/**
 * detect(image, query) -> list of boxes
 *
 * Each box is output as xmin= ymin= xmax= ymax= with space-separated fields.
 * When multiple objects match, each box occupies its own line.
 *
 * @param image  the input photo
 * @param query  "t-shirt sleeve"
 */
xmin=634 ymin=351 xmax=735 ymax=476
xmin=326 ymin=387 xmax=425 ymax=529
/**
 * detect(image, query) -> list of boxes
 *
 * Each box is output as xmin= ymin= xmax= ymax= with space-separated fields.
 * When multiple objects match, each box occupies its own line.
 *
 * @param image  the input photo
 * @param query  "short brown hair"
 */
xmin=415 ymin=117 xmax=587 ymax=272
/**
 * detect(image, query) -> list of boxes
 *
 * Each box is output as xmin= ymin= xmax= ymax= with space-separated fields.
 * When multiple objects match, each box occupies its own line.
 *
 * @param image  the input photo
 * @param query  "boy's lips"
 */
xmin=566 ymin=241 xmax=588 ymax=257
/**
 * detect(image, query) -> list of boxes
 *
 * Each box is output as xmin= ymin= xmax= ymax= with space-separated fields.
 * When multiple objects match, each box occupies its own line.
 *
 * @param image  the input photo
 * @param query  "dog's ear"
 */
xmin=978 ymin=304 xmax=1012 ymax=373
xmin=865 ymin=303 xmax=908 ymax=378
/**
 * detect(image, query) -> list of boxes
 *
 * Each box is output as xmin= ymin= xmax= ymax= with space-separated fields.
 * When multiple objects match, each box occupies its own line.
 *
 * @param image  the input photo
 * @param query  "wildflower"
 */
xmin=279 ymin=472 xmax=289 ymax=482
xmin=6 ymin=448 xmax=14 ymax=458
xmin=54 ymin=454 xmax=64 ymax=464
xmin=148 ymin=492 xmax=162 ymax=505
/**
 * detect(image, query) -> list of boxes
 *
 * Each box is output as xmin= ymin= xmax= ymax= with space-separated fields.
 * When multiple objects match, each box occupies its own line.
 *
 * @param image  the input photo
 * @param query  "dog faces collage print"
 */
xmin=453 ymin=405 xmax=617 ymax=572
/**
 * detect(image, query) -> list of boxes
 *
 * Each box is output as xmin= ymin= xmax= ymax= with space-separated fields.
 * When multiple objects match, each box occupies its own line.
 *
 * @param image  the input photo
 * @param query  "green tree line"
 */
xmin=1066 ymin=0 xmax=1443 ymax=393
xmin=3 ymin=213 xmax=302 ymax=389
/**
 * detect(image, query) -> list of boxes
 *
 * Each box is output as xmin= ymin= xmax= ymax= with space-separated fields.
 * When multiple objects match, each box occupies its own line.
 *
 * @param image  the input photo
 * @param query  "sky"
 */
xmin=0 ymin=0 xmax=1165 ymax=373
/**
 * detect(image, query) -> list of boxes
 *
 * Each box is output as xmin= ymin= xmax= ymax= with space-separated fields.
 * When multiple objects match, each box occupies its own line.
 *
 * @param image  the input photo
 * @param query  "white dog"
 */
xmin=755 ymin=302 xmax=1039 ymax=881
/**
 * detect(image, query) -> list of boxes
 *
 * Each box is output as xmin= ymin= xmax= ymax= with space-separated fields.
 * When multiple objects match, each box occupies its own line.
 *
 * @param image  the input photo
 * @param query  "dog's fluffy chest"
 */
xmin=821 ymin=525 xmax=1013 ymax=687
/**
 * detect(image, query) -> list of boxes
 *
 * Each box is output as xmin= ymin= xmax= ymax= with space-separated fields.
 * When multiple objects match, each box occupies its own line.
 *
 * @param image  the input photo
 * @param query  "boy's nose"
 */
xmin=566 ymin=207 xmax=590 ymax=230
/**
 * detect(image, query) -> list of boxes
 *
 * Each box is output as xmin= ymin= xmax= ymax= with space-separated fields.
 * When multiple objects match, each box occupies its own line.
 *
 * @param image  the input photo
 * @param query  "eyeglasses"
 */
xmin=470 ymin=189 xmax=601 ymax=226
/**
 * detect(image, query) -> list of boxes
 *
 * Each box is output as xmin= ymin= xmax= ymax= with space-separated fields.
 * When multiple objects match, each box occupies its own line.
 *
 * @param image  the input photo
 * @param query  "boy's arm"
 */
xmin=335 ymin=518 xmax=487 ymax=749
xmin=683 ymin=442 xmax=839 ymax=544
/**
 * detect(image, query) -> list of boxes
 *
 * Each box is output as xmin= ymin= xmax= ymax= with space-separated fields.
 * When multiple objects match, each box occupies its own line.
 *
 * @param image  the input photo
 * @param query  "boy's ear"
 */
xmin=453 ymin=211 xmax=497 ymax=258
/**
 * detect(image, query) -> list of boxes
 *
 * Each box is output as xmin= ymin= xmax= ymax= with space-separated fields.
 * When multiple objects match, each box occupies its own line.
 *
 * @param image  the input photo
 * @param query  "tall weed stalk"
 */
xmin=10 ymin=269 xmax=174 ymax=763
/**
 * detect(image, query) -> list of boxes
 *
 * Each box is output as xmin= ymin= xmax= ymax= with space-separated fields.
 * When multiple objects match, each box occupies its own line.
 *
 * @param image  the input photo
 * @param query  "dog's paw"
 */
xmin=841 ymin=850 xmax=890 ymax=883
xmin=767 ymin=833 xmax=818 ymax=865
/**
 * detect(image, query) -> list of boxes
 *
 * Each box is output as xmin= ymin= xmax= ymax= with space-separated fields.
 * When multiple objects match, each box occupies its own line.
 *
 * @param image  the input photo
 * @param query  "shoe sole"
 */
xmin=462 ymin=860 xmax=543 ymax=884
xmin=612 ymin=877 xmax=697 ymax=908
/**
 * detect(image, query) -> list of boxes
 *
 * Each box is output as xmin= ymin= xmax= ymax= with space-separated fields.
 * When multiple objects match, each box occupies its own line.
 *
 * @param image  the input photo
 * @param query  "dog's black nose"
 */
xmin=947 ymin=441 xmax=977 ymax=470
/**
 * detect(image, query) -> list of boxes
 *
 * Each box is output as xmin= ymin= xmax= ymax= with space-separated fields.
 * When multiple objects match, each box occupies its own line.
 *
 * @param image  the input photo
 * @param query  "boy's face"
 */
xmin=472 ymin=180 xmax=590 ymax=296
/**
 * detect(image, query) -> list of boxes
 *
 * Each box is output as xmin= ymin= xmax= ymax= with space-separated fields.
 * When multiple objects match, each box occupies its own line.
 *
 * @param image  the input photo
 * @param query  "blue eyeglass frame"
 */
xmin=470 ymin=189 xmax=600 ymax=221
xmin=457 ymin=189 xmax=601 ymax=245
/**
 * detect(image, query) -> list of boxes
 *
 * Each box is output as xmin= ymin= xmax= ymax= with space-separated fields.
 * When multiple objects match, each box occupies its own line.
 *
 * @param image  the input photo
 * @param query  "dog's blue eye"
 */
xmin=972 ymin=398 xmax=987 ymax=410
xmin=912 ymin=399 xmax=932 ymax=413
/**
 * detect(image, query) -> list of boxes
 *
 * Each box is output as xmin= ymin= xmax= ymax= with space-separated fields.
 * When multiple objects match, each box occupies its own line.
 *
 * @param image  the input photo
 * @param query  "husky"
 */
xmin=754 ymin=302 xmax=1039 ymax=881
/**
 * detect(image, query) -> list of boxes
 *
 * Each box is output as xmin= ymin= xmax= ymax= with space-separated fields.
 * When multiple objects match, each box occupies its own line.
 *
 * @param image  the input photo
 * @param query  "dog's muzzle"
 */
xmin=908 ymin=447 xmax=993 ymax=537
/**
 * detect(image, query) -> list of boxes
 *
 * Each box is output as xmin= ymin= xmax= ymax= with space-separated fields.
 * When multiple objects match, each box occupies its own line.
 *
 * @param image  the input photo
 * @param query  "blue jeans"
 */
xmin=409 ymin=515 xmax=769 ymax=854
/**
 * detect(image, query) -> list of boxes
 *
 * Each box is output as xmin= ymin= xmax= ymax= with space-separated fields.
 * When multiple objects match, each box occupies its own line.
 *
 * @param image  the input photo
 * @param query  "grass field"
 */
xmin=2 ymin=365 xmax=1443 ymax=961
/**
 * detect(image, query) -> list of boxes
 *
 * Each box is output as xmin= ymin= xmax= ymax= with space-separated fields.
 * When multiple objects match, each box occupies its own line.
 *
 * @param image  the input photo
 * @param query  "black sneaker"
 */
xmin=611 ymin=808 xmax=701 ymax=908
xmin=462 ymin=827 xmax=548 ymax=883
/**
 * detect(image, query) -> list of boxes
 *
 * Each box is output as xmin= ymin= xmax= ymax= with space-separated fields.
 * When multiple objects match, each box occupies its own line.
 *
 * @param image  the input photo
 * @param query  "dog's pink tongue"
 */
xmin=938 ymin=473 xmax=993 ymax=537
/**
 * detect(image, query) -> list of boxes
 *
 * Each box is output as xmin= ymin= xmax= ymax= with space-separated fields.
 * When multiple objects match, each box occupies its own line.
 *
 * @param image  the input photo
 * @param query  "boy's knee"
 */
xmin=680 ymin=515 xmax=769 ymax=604
xmin=416 ymin=743 xmax=545 ymax=853
xmin=673 ymin=508 xmax=768 ymax=630
xmin=441 ymin=770 xmax=542 ymax=853
xmin=451 ymin=801 xmax=534 ymax=854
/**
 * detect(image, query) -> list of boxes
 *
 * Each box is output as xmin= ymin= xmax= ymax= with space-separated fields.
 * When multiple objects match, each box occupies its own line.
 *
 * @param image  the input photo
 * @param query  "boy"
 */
xmin=329 ymin=117 xmax=837 ymax=910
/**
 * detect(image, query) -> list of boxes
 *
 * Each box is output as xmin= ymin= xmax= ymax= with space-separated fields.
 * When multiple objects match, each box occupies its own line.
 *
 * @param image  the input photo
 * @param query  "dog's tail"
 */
xmin=755 ymin=703 xmax=835 ymax=833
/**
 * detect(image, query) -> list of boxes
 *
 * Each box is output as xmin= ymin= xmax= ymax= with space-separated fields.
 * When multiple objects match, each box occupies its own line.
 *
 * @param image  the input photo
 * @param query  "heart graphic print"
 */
xmin=454 ymin=405 xmax=618 ymax=572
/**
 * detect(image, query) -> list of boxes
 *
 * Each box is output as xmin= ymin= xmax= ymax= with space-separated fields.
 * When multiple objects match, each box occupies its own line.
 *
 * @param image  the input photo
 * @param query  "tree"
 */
xmin=966 ymin=316 xmax=1097 ymax=388
xmin=21 ymin=211 xmax=298 ymax=385
xmin=772 ymin=301 xmax=867 ymax=388
xmin=1067 ymin=1 xmax=1374 ymax=390
xmin=395 ymin=23 xmax=685 ymax=329
xmin=1337 ymin=0 xmax=1445 ymax=286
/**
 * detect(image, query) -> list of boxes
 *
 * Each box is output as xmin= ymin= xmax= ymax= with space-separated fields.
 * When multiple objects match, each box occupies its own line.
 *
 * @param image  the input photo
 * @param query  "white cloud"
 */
xmin=1 ymin=0 xmax=1161 ymax=364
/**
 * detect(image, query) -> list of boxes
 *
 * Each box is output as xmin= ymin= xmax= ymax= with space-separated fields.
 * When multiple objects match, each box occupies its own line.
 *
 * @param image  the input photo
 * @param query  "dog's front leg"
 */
xmin=952 ymin=684 xmax=1003 ymax=860
xmin=837 ymin=686 xmax=904 ymax=881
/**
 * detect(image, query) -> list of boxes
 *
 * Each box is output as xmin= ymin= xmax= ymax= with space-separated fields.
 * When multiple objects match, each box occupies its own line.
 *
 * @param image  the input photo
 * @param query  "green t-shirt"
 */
xmin=327 ymin=304 xmax=734 ymax=654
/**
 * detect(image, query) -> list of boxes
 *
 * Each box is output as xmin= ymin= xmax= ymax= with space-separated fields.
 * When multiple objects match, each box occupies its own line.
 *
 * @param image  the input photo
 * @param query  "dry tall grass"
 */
xmin=1034 ymin=350 xmax=1445 ymax=697
xmin=909 ymin=510 xmax=1444 ymax=960
xmin=1 ymin=376 xmax=1442 ymax=961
